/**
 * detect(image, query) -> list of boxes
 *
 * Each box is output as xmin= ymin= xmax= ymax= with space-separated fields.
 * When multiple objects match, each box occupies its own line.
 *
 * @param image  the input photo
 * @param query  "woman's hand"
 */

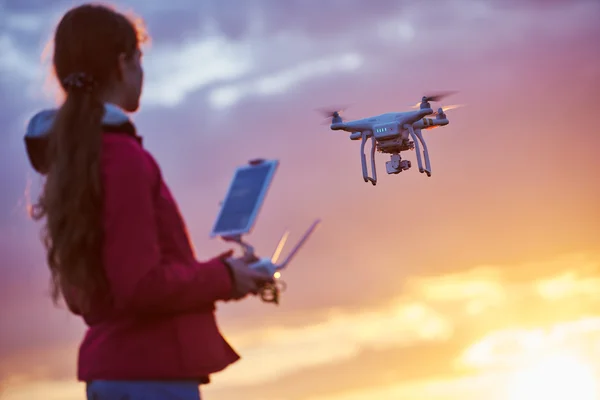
xmin=223 ymin=254 xmax=275 ymax=300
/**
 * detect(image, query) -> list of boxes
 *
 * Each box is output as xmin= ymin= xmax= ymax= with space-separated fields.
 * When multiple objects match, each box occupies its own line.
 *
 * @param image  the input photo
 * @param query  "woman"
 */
xmin=26 ymin=4 xmax=273 ymax=399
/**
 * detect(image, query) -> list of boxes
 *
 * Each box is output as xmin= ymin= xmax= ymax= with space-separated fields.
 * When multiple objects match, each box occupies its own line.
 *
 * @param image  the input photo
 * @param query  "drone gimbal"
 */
xmin=358 ymin=123 xmax=432 ymax=186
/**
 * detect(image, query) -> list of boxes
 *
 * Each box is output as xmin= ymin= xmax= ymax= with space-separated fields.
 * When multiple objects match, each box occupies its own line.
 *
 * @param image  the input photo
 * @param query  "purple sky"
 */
xmin=1 ymin=1 xmax=600 ymax=399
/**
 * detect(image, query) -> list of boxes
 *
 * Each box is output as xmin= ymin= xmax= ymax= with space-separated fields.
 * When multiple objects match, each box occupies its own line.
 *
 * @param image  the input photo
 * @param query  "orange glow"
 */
xmin=507 ymin=353 xmax=597 ymax=400
xmin=24 ymin=173 xmax=34 ymax=219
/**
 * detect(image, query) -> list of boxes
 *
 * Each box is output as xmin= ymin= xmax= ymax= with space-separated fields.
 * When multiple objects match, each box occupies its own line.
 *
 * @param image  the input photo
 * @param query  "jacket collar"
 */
xmin=25 ymin=103 xmax=140 ymax=143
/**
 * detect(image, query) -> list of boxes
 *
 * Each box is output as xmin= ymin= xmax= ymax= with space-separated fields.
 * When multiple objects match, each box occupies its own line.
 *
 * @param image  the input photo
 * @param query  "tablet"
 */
xmin=210 ymin=159 xmax=279 ymax=238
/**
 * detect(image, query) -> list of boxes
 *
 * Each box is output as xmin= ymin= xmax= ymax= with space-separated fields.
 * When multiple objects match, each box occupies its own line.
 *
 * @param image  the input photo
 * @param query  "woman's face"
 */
xmin=118 ymin=48 xmax=144 ymax=112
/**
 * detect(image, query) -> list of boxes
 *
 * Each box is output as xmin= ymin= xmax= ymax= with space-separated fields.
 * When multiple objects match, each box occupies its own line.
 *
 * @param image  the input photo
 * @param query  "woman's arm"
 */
xmin=102 ymin=137 xmax=233 ymax=315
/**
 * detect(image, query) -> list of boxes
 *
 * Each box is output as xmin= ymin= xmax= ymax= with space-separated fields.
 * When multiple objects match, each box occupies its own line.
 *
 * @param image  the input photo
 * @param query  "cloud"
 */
xmin=460 ymin=317 xmax=600 ymax=370
xmin=208 ymin=53 xmax=363 ymax=110
xmin=140 ymin=17 xmax=369 ymax=109
xmin=215 ymin=300 xmax=452 ymax=387
xmin=3 ymin=252 xmax=600 ymax=400
xmin=143 ymin=35 xmax=256 ymax=107
xmin=206 ymin=253 xmax=600 ymax=389
xmin=304 ymin=373 xmax=504 ymax=400
xmin=536 ymin=272 xmax=600 ymax=301
xmin=486 ymin=0 xmax=597 ymax=11
xmin=0 ymin=35 xmax=40 ymax=82
xmin=194 ymin=0 xmax=407 ymax=40
xmin=1 ymin=373 xmax=504 ymax=400
xmin=0 ymin=340 xmax=80 ymax=384
xmin=409 ymin=267 xmax=506 ymax=315
xmin=0 ymin=378 xmax=84 ymax=400
xmin=505 ymin=352 xmax=598 ymax=400
xmin=3 ymin=0 xmax=597 ymax=112
xmin=1 ymin=12 xmax=45 ymax=33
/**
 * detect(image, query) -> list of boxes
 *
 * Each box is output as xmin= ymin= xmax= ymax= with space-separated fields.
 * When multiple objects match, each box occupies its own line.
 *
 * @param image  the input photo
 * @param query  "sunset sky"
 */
xmin=1 ymin=0 xmax=600 ymax=399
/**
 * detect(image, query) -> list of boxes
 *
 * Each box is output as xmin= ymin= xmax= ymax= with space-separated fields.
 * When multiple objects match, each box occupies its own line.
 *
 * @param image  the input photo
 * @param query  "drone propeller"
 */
xmin=316 ymin=105 xmax=351 ymax=125
xmin=422 ymin=91 xmax=458 ymax=103
xmin=316 ymin=105 xmax=349 ymax=117
xmin=411 ymin=91 xmax=459 ymax=109
xmin=431 ymin=103 xmax=464 ymax=116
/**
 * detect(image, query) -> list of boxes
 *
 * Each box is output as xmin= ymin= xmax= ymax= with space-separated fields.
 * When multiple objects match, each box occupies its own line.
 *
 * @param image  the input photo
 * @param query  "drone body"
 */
xmin=325 ymin=93 xmax=457 ymax=185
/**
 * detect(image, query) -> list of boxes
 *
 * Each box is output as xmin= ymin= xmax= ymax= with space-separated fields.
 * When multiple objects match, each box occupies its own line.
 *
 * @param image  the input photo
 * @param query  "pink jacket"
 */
xmin=72 ymin=132 xmax=239 ymax=382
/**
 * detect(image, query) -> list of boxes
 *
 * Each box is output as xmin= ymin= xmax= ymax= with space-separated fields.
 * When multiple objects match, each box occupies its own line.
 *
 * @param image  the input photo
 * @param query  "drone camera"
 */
xmin=385 ymin=154 xmax=411 ymax=175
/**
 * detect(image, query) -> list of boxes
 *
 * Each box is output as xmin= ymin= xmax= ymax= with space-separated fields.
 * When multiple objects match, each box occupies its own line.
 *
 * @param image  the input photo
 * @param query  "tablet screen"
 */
xmin=210 ymin=160 xmax=278 ymax=237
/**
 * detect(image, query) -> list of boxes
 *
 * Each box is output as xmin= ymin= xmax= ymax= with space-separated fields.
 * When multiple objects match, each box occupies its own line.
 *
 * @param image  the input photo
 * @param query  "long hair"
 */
xmin=31 ymin=4 xmax=147 ymax=311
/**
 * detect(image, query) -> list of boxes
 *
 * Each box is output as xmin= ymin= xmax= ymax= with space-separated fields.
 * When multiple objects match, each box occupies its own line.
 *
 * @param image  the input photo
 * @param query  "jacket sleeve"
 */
xmin=102 ymin=138 xmax=233 ymax=315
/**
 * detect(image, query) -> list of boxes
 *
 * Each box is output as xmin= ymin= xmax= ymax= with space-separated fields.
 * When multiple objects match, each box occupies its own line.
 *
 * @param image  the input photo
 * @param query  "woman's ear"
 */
xmin=115 ymin=52 xmax=127 ymax=81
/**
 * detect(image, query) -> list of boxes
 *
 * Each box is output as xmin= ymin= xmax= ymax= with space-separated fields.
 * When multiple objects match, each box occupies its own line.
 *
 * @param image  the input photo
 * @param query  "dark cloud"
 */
xmin=0 ymin=83 xmax=36 ymax=228
xmin=486 ymin=0 xmax=598 ymax=10
xmin=136 ymin=0 xmax=600 ymax=43
xmin=1 ymin=0 xmax=55 ymax=12
xmin=143 ymin=9 xmax=205 ymax=43
xmin=205 ymin=0 xmax=405 ymax=40
xmin=1 ymin=0 xmax=404 ymax=43
xmin=3 ymin=0 xmax=597 ymax=43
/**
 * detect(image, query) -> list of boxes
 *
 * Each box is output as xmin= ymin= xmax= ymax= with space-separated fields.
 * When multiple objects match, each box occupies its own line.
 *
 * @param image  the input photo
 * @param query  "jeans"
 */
xmin=86 ymin=380 xmax=201 ymax=400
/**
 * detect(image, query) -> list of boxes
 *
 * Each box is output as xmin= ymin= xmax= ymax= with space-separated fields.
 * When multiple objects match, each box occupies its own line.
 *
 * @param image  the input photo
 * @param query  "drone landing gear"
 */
xmin=360 ymin=131 xmax=377 ymax=185
xmin=405 ymin=125 xmax=432 ymax=177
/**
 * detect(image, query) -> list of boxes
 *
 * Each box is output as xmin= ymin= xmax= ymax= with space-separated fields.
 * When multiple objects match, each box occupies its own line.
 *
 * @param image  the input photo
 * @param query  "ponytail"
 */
xmin=33 ymin=3 xmax=148 ymax=312
xmin=33 ymin=74 xmax=108 ymax=310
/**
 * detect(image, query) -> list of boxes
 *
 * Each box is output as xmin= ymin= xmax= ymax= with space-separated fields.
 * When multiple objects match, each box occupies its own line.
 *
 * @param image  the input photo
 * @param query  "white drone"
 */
xmin=321 ymin=91 xmax=461 ymax=185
